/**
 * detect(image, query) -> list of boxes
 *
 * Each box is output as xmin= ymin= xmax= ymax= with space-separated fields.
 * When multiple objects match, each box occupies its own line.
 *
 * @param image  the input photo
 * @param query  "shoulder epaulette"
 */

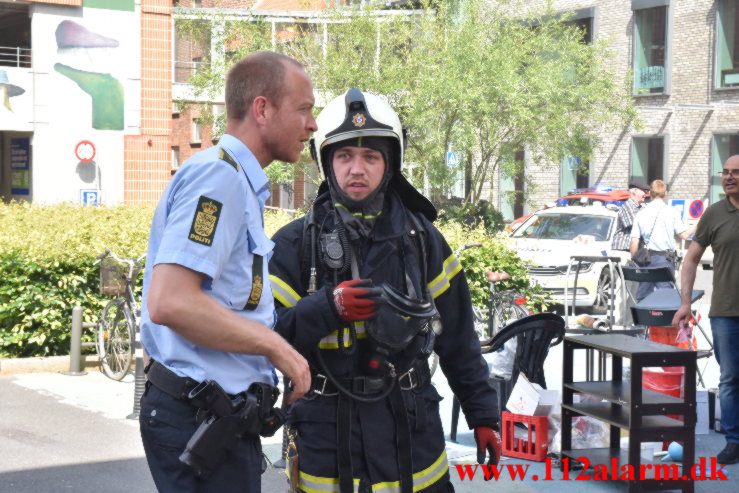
xmin=219 ymin=148 xmax=239 ymax=172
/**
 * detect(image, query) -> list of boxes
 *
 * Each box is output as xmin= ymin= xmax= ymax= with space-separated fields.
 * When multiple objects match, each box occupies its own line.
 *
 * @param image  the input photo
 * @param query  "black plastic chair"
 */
xmin=448 ymin=312 xmax=565 ymax=442
xmin=622 ymin=265 xmax=713 ymax=387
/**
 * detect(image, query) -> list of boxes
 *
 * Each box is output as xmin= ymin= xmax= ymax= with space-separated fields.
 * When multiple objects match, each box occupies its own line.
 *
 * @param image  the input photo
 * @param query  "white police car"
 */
xmin=510 ymin=204 xmax=629 ymax=313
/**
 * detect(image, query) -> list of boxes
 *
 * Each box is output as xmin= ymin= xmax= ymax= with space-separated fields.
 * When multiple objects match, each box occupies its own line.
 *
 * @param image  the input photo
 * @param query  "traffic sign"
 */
xmin=689 ymin=200 xmax=704 ymax=219
xmin=670 ymin=199 xmax=685 ymax=219
xmin=75 ymin=140 xmax=96 ymax=162
xmin=446 ymin=151 xmax=459 ymax=167
xmin=81 ymin=190 xmax=100 ymax=206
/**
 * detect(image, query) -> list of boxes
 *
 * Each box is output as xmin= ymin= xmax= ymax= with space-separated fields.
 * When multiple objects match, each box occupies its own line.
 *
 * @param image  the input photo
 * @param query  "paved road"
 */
xmin=3 ymin=364 xmax=734 ymax=493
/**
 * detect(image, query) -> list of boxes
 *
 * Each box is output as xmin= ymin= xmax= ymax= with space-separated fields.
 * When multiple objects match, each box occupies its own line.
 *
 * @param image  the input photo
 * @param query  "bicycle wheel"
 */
xmin=97 ymin=298 xmax=134 ymax=381
xmin=492 ymin=298 xmax=529 ymax=334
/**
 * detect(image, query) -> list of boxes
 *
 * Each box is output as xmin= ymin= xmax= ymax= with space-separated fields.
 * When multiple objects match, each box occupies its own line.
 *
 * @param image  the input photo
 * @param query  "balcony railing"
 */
xmin=0 ymin=46 xmax=32 ymax=68
xmin=174 ymin=60 xmax=208 ymax=83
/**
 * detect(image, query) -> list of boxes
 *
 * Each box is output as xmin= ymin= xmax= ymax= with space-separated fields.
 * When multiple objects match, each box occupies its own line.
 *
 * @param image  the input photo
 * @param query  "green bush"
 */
xmin=0 ymin=201 xmax=154 ymax=357
xmin=436 ymin=221 xmax=549 ymax=312
xmin=0 ymin=201 xmax=540 ymax=358
xmin=436 ymin=197 xmax=506 ymax=235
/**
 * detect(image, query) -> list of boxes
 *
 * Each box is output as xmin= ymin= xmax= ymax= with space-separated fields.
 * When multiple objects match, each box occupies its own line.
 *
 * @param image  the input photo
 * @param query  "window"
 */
xmin=563 ymin=8 xmax=595 ymax=45
xmin=172 ymin=146 xmax=180 ymax=170
xmin=571 ymin=17 xmax=593 ymax=44
xmin=191 ymin=119 xmax=202 ymax=144
xmin=631 ymin=136 xmax=664 ymax=183
xmin=0 ymin=4 xmax=32 ymax=68
xmin=560 ymin=156 xmax=590 ymax=195
xmin=633 ymin=3 xmax=668 ymax=94
xmin=449 ymin=162 xmax=465 ymax=199
xmin=280 ymin=183 xmax=294 ymax=210
xmin=499 ymin=150 xmax=525 ymax=222
xmin=711 ymin=134 xmax=738 ymax=202
xmin=173 ymin=19 xmax=210 ymax=83
xmin=716 ymin=0 xmax=739 ymax=88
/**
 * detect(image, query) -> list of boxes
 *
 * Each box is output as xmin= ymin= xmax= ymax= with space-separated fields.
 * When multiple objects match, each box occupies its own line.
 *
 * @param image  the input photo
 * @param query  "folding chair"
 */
xmin=621 ymin=265 xmax=713 ymax=388
xmin=448 ymin=313 xmax=565 ymax=442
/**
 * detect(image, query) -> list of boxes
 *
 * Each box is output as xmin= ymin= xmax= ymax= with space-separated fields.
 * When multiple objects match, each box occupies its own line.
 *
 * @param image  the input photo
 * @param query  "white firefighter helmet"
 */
xmin=310 ymin=88 xmax=407 ymax=181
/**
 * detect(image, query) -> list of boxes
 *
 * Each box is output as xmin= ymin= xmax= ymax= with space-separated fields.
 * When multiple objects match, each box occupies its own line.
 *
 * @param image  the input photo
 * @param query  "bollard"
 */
xmin=127 ymin=330 xmax=146 ymax=420
xmin=64 ymin=306 xmax=87 ymax=376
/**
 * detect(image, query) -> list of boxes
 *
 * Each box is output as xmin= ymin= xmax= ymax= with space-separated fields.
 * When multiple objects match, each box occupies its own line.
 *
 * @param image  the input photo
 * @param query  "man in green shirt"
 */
xmin=674 ymin=155 xmax=739 ymax=464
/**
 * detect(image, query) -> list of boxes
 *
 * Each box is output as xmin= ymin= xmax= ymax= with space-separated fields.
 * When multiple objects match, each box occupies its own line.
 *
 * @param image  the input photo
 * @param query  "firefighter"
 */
xmin=270 ymin=89 xmax=500 ymax=493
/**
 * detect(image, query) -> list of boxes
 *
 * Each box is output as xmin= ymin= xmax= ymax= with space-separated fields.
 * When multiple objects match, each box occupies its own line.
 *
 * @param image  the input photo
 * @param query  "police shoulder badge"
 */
xmin=189 ymin=196 xmax=223 ymax=246
xmin=352 ymin=113 xmax=367 ymax=127
xmin=219 ymin=148 xmax=240 ymax=172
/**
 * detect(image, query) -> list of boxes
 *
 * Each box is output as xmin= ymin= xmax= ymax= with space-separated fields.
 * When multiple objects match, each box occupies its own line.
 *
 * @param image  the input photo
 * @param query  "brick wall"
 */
xmin=518 ymin=0 xmax=739 ymax=209
xmin=171 ymin=104 xmax=217 ymax=163
xmin=124 ymin=0 xmax=173 ymax=203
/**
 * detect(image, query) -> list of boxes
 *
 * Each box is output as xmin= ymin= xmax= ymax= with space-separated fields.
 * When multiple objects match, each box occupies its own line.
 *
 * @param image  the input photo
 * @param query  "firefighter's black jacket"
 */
xmin=269 ymin=190 xmax=497 ymax=491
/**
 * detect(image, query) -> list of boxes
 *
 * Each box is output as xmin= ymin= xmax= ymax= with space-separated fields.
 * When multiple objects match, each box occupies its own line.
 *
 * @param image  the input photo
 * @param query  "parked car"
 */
xmin=510 ymin=204 xmax=629 ymax=314
xmin=509 ymin=186 xmax=630 ymax=231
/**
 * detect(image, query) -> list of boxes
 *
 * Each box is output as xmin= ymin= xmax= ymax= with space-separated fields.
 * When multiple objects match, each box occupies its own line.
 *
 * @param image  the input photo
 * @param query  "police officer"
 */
xmin=269 ymin=89 xmax=501 ymax=493
xmin=139 ymin=51 xmax=313 ymax=492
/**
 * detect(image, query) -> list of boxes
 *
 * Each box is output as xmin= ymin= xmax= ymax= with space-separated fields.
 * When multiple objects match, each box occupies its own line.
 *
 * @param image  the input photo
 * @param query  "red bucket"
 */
xmin=643 ymin=368 xmax=684 ymax=399
xmin=643 ymin=367 xmax=685 ymax=431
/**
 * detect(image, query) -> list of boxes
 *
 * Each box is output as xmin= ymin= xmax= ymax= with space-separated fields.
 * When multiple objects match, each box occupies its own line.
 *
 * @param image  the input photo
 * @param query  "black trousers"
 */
xmin=139 ymin=383 xmax=263 ymax=493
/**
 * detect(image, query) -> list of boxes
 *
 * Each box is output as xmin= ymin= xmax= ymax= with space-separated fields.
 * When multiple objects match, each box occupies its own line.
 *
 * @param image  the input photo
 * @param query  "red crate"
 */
xmin=501 ymin=411 xmax=548 ymax=462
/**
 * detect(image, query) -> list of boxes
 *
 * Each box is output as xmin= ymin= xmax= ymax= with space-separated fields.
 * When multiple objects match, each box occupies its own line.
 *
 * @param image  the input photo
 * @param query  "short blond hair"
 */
xmin=650 ymin=179 xmax=667 ymax=198
xmin=226 ymin=51 xmax=304 ymax=121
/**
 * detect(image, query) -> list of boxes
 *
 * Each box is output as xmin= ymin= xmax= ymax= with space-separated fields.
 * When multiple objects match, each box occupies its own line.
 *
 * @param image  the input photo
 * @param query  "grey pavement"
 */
xmin=0 ymin=269 xmax=735 ymax=492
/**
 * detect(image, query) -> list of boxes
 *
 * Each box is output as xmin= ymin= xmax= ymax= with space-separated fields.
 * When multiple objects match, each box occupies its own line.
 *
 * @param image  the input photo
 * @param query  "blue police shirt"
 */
xmin=140 ymin=134 xmax=276 ymax=394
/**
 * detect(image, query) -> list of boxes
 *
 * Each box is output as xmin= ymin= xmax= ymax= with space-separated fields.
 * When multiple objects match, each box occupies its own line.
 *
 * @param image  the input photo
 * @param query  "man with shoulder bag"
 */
xmin=629 ymin=180 xmax=694 ymax=301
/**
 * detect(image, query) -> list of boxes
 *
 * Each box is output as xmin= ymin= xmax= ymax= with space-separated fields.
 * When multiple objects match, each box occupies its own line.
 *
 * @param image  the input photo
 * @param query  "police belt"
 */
xmin=145 ymin=360 xmax=247 ymax=402
xmin=311 ymin=360 xmax=430 ymax=397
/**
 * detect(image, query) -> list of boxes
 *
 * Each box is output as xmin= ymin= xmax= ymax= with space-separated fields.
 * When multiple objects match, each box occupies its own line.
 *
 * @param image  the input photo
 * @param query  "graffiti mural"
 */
xmin=55 ymin=20 xmax=119 ymax=49
xmin=54 ymin=20 xmax=124 ymax=130
xmin=54 ymin=64 xmax=124 ymax=130
xmin=0 ymin=70 xmax=25 ymax=113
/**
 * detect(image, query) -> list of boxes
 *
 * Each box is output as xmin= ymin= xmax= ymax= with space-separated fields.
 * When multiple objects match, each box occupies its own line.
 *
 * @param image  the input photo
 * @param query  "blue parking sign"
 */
xmin=81 ymin=190 xmax=100 ymax=206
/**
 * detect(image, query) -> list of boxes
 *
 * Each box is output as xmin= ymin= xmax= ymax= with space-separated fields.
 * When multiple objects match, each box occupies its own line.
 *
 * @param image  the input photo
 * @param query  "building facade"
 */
xmin=0 ymin=0 xmax=172 ymax=205
xmin=511 ymin=0 xmax=739 ymax=220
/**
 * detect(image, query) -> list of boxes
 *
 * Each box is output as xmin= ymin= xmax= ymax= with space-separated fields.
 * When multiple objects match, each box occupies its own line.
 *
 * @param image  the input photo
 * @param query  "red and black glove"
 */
xmin=474 ymin=426 xmax=501 ymax=465
xmin=332 ymin=279 xmax=383 ymax=322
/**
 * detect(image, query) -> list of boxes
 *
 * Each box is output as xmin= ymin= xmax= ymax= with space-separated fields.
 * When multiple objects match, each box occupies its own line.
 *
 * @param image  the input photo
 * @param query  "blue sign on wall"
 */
xmin=81 ymin=190 xmax=100 ymax=206
xmin=446 ymin=151 xmax=459 ymax=167
xmin=670 ymin=199 xmax=686 ymax=220
xmin=10 ymin=138 xmax=30 ymax=195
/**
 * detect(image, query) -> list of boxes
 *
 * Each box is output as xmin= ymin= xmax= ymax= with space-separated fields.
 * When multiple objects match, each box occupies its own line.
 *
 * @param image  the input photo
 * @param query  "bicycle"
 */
xmin=454 ymin=243 xmax=530 ymax=342
xmin=94 ymin=250 xmax=146 ymax=381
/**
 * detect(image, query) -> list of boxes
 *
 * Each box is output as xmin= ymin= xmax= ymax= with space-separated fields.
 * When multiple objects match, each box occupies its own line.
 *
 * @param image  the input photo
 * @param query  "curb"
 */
xmin=0 ymin=355 xmax=99 ymax=375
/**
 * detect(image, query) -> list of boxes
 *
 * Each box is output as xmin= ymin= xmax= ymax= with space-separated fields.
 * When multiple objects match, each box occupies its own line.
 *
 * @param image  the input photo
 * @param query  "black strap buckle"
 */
xmin=312 ymin=374 xmax=338 ymax=396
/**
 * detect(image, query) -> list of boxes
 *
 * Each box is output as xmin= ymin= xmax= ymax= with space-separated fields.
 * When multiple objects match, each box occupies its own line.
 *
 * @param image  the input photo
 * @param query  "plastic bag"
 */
xmin=488 ymin=337 xmax=517 ymax=380
xmin=549 ymin=395 xmax=610 ymax=455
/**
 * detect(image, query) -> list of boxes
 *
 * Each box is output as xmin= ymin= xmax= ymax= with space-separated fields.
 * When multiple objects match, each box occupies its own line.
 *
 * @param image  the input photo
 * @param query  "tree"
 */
xmin=176 ymin=0 xmax=638 ymax=203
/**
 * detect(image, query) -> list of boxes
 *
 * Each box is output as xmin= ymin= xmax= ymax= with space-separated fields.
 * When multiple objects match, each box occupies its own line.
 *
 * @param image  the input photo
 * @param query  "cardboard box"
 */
xmin=506 ymin=372 xmax=559 ymax=416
